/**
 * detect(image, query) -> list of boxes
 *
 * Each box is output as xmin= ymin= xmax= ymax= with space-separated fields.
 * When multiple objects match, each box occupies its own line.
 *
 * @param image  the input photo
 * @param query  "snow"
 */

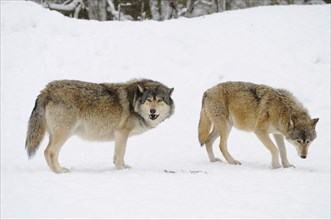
xmin=1 ymin=1 xmax=330 ymax=219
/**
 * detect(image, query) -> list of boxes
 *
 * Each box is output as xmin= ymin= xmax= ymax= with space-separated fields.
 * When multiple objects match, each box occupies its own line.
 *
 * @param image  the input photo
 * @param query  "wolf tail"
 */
xmin=198 ymin=93 xmax=212 ymax=146
xmin=25 ymin=93 xmax=47 ymax=158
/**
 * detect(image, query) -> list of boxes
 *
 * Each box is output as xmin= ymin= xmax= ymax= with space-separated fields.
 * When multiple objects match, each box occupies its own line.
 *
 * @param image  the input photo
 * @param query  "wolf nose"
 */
xmin=301 ymin=155 xmax=307 ymax=159
xmin=150 ymin=108 xmax=156 ymax=114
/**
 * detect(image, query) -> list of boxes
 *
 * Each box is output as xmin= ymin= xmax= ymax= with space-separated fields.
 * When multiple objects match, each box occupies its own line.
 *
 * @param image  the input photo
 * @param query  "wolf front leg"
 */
xmin=254 ymin=130 xmax=282 ymax=169
xmin=273 ymin=134 xmax=295 ymax=168
xmin=113 ymin=130 xmax=131 ymax=170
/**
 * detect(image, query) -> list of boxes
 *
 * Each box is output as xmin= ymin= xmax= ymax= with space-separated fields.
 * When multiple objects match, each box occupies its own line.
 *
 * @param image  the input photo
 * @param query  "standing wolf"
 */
xmin=198 ymin=81 xmax=318 ymax=169
xmin=26 ymin=79 xmax=174 ymax=173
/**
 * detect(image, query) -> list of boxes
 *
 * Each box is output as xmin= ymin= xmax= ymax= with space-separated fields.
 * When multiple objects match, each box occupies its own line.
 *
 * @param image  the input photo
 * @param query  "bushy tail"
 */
xmin=198 ymin=94 xmax=212 ymax=146
xmin=25 ymin=94 xmax=47 ymax=158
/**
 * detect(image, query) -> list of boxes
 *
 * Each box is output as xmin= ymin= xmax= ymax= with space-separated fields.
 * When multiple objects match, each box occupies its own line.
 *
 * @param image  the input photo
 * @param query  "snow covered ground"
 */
xmin=1 ymin=1 xmax=330 ymax=219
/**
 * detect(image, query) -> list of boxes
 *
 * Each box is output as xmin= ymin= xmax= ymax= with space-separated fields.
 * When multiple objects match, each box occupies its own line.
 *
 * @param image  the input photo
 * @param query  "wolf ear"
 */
xmin=168 ymin=88 xmax=174 ymax=96
xmin=289 ymin=115 xmax=298 ymax=128
xmin=137 ymin=84 xmax=145 ymax=94
xmin=311 ymin=118 xmax=319 ymax=128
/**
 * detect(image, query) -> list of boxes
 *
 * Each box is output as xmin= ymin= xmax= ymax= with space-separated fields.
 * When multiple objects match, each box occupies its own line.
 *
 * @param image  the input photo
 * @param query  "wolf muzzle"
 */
xmin=149 ymin=108 xmax=159 ymax=120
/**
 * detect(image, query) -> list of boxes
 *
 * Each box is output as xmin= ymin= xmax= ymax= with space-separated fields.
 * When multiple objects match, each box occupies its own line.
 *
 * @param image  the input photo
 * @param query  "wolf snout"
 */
xmin=300 ymin=155 xmax=307 ymax=159
xmin=149 ymin=109 xmax=159 ymax=120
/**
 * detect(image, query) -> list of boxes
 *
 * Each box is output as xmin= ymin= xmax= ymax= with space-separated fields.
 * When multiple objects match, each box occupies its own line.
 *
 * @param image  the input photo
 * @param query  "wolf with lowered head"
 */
xmin=198 ymin=81 xmax=318 ymax=169
xmin=26 ymin=79 xmax=174 ymax=173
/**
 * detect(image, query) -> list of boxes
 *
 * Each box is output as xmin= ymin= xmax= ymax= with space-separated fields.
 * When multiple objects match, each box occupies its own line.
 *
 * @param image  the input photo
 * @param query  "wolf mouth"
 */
xmin=149 ymin=114 xmax=159 ymax=120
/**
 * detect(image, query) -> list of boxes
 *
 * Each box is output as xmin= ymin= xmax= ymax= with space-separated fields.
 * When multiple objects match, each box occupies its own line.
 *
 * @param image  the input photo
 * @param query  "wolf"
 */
xmin=198 ymin=81 xmax=319 ymax=169
xmin=25 ymin=79 xmax=174 ymax=173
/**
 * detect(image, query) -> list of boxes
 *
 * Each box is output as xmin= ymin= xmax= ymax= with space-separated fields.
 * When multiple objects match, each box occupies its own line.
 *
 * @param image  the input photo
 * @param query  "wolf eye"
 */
xmin=157 ymin=98 xmax=163 ymax=102
xmin=296 ymin=139 xmax=302 ymax=144
xmin=146 ymin=98 xmax=152 ymax=103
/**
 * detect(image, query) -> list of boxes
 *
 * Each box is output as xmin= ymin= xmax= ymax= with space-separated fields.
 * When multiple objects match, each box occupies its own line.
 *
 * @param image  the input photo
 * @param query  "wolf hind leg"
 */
xmin=273 ymin=134 xmax=295 ymax=168
xmin=203 ymin=96 xmax=240 ymax=165
xmin=205 ymin=127 xmax=222 ymax=162
xmin=44 ymin=129 xmax=70 ymax=174
xmin=215 ymin=120 xmax=241 ymax=165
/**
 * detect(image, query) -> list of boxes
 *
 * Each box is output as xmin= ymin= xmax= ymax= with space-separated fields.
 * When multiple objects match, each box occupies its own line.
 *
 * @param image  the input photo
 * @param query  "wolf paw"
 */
xmin=229 ymin=160 xmax=241 ymax=165
xmin=283 ymin=163 xmax=295 ymax=168
xmin=115 ymin=164 xmax=131 ymax=170
xmin=54 ymin=167 xmax=70 ymax=174
xmin=272 ymin=163 xmax=282 ymax=169
xmin=210 ymin=158 xmax=222 ymax=163
xmin=124 ymin=164 xmax=131 ymax=169
xmin=62 ymin=167 xmax=70 ymax=173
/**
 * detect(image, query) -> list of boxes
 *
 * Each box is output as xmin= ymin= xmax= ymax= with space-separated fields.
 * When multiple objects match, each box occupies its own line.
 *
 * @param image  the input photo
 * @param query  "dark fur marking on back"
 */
xmin=99 ymin=83 xmax=116 ymax=96
xmin=99 ymin=83 xmax=120 ymax=103
xmin=249 ymin=87 xmax=260 ymax=101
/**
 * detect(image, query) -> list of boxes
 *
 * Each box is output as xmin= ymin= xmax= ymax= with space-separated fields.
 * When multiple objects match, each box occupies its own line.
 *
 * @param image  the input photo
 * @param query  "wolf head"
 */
xmin=285 ymin=114 xmax=319 ymax=159
xmin=134 ymin=82 xmax=174 ymax=127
